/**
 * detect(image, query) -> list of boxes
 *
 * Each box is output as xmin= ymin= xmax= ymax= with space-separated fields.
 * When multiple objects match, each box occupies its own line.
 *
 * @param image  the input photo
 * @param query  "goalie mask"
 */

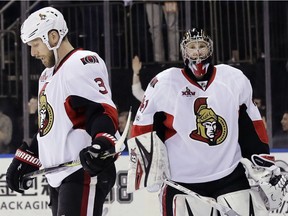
xmin=21 ymin=7 xmax=68 ymax=51
xmin=180 ymin=28 xmax=213 ymax=78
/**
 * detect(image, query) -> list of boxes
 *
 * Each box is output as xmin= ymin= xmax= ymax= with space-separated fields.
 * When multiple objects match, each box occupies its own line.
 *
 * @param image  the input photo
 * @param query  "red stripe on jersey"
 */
xmin=64 ymin=97 xmax=118 ymax=131
xmin=64 ymin=97 xmax=86 ymax=129
xmin=253 ymin=120 xmax=269 ymax=144
xmin=80 ymin=171 xmax=91 ymax=216
xmin=131 ymin=125 xmax=153 ymax=137
xmin=163 ymin=113 xmax=176 ymax=140
xmin=131 ymin=113 xmax=176 ymax=140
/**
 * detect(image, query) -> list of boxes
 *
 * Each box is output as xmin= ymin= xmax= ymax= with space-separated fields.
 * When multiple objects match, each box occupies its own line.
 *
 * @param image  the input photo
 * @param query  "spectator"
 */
xmin=145 ymin=1 xmax=179 ymax=62
xmin=131 ymin=55 xmax=144 ymax=102
xmin=0 ymin=109 xmax=13 ymax=153
xmin=273 ymin=111 xmax=288 ymax=148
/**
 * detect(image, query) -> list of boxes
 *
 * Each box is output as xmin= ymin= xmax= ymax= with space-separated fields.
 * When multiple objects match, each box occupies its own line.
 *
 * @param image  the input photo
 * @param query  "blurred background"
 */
xmin=0 ymin=0 xmax=288 ymax=152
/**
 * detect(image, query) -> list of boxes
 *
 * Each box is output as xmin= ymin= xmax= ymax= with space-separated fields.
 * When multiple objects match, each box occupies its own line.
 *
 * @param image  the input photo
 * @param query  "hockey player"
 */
xmin=127 ymin=28 xmax=287 ymax=215
xmin=6 ymin=7 xmax=118 ymax=216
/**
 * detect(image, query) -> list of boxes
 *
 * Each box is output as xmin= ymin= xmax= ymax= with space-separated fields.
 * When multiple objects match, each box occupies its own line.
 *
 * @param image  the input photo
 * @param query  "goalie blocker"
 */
xmin=126 ymin=131 xmax=170 ymax=193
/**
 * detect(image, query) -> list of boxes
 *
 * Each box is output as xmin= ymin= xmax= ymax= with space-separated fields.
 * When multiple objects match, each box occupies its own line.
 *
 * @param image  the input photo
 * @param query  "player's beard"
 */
xmin=43 ymin=50 xmax=55 ymax=68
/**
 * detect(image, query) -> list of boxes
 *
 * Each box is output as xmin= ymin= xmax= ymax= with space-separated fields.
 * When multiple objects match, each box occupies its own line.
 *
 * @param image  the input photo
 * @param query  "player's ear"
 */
xmin=48 ymin=30 xmax=60 ymax=47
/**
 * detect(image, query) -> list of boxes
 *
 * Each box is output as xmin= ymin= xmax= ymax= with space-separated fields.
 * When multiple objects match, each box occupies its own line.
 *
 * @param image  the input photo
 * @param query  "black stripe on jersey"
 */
xmin=238 ymin=104 xmax=269 ymax=159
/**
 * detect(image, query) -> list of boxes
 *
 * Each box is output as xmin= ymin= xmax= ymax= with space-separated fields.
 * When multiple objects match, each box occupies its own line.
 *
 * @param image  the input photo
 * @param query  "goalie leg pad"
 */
xmin=217 ymin=189 xmax=268 ymax=216
xmin=126 ymin=132 xmax=170 ymax=193
xmin=172 ymin=194 xmax=217 ymax=216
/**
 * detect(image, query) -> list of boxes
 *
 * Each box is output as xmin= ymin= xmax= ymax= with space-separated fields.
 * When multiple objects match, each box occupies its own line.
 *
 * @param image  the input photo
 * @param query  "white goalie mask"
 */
xmin=21 ymin=7 xmax=68 ymax=51
xmin=180 ymin=28 xmax=213 ymax=77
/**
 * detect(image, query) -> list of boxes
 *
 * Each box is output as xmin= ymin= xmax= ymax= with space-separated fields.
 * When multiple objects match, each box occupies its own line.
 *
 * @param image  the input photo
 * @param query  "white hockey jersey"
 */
xmin=36 ymin=49 xmax=117 ymax=187
xmin=131 ymin=64 xmax=268 ymax=184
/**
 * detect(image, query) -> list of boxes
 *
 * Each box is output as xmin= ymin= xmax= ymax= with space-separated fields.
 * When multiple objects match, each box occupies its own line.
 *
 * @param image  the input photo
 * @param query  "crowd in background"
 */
xmin=0 ymin=1 xmax=288 ymax=153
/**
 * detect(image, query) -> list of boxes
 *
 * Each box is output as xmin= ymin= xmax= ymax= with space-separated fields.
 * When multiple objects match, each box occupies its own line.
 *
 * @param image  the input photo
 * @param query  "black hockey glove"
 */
xmin=79 ymin=133 xmax=117 ymax=176
xmin=6 ymin=142 xmax=42 ymax=193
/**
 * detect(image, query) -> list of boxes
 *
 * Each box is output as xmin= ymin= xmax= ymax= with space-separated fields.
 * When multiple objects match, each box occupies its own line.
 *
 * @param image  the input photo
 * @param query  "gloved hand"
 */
xmin=79 ymin=133 xmax=117 ymax=176
xmin=6 ymin=142 xmax=42 ymax=193
xmin=241 ymin=154 xmax=288 ymax=210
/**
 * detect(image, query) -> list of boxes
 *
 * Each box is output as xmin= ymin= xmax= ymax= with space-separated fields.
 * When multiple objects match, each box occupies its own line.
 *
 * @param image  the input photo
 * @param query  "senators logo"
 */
xmin=80 ymin=55 xmax=99 ymax=65
xmin=190 ymin=97 xmax=228 ymax=146
xmin=38 ymin=91 xmax=54 ymax=137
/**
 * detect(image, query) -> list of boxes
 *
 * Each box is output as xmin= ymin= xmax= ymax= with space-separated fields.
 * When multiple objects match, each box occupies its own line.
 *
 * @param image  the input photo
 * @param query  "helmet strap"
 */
xmin=53 ymin=49 xmax=59 ymax=68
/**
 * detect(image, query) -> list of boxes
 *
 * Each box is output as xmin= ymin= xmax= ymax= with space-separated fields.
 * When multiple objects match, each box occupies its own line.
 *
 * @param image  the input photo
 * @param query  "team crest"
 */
xmin=190 ymin=97 xmax=228 ymax=146
xmin=38 ymin=91 xmax=54 ymax=137
xmin=80 ymin=55 xmax=99 ymax=65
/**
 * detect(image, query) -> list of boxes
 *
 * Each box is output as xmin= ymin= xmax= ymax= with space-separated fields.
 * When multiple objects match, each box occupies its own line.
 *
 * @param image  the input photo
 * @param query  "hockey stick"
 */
xmin=23 ymin=159 xmax=81 ymax=178
xmin=163 ymin=179 xmax=241 ymax=216
xmin=23 ymin=109 xmax=132 ymax=179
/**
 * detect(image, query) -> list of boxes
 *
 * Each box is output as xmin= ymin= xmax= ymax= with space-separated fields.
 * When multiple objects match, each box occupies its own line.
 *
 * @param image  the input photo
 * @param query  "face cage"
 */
xmin=181 ymin=38 xmax=213 ymax=64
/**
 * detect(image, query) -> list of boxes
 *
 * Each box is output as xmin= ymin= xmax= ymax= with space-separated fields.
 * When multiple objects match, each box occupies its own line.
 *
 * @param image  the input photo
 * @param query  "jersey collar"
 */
xmin=182 ymin=65 xmax=216 ymax=91
xmin=53 ymin=48 xmax=83 ymax=75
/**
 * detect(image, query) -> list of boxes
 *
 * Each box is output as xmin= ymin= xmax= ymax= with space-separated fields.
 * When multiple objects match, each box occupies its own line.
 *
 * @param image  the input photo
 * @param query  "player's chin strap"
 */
xmin=23 ymin=109 xmax=132 ymax=179
xmin=240 ymin=154 xmax=288 ymax=211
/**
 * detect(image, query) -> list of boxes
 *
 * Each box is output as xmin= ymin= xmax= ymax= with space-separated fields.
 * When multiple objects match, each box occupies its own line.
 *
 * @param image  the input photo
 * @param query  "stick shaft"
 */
xmin=23 ymin=159 xmax=81 ymax=179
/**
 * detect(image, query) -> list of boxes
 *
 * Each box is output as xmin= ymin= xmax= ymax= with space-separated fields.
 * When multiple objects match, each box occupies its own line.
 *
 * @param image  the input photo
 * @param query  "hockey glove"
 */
xmin=6 ymin=142 xmax=42 ymax=193
xmin=241 ymin=154 xmax=288 ymax=210
xmin=79 ymin=133 xmax=117 ymax=176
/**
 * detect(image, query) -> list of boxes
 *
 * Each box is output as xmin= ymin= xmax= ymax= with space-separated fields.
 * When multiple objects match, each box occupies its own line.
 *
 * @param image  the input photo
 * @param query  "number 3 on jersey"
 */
xmin=94 ymin=77 xmax=108 ymax=94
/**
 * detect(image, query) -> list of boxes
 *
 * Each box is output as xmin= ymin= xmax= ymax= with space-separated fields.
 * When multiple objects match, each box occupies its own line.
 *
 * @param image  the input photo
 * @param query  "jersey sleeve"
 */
xmin=238 ymin=73 xmax=269 ymax=158
xmin=63 ymin=52 xmax=118 ymax=137
xmin=131 ymin=76 xmax=163 ymax=137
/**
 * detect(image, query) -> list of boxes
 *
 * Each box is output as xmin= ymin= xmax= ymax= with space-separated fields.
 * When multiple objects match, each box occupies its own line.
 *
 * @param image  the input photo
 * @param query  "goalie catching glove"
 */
xmin=6 ymin=142 xmax=42 ymax=193
xmin=79 ymin=133 xmax=117 ymax=176
xmin=240 ymin=154 xmax=288 ymax=210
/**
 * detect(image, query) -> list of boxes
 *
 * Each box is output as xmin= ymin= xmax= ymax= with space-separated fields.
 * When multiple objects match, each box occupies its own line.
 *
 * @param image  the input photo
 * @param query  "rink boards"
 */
xmin=0 ymin=151 xmax=287 ymax=216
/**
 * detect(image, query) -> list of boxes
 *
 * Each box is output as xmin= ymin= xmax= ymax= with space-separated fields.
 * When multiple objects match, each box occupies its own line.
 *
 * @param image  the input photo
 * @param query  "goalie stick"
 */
xmin=164 ymin=179 xmax=241 ymax=216
xmin=23 ymin=109 xmax=132 ymax=179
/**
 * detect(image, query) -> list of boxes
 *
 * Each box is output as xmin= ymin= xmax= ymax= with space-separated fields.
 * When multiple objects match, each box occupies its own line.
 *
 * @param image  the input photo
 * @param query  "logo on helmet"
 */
xmin=39 ymin=13 xmax=46 ymax=20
